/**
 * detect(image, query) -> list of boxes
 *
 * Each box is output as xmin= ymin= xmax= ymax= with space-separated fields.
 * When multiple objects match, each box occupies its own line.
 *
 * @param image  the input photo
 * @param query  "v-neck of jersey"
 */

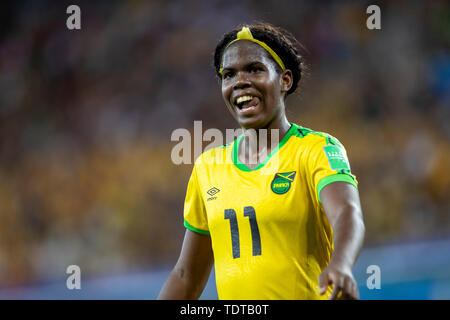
xmin=231 ymin=123 xmax=297 ymax=172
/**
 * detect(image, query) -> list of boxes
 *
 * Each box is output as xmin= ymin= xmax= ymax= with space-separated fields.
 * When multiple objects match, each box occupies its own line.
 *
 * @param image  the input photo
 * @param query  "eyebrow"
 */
xmin=221 ymin=61 xmax=264 ymax=73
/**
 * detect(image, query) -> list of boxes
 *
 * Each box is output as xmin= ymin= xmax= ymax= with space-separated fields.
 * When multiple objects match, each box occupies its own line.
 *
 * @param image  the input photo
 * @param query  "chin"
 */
xmin=237 ymin=115 xmax=267 ymax=130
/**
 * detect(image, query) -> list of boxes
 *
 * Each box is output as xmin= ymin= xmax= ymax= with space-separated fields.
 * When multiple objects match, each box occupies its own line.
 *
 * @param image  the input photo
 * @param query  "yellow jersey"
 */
xmin=183 ymin=123 xmax=358 ymax=299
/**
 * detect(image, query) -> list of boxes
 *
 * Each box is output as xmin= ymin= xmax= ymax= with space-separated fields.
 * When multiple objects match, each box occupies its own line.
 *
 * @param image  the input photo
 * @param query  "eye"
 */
xmin=250 ymin=66 xmax=263 ymax=73
xmin=222 ymin=71 xmax=233 ymax=79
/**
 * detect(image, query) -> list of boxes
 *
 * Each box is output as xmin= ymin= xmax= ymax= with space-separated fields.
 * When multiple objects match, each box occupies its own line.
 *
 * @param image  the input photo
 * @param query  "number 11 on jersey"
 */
xmin=224 ymin=206 xmax=261 ymax=259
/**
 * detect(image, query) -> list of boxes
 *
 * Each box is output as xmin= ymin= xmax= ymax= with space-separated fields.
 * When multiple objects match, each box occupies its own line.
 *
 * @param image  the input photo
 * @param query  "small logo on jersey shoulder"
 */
xmin=207 ymin=187 xmax=220 ymax=201
xmin=271 ymin=171 xmax=296 ymax=195
xmin=323 ymin=145 xmax=350 ymax=170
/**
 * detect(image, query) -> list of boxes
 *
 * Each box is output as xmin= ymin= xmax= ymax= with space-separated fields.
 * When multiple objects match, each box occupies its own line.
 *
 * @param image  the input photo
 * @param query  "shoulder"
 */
xmin=194 ymin=142 xmax=234 ymax=167
xmin=290 ymin=123 xmax=344 ymax=150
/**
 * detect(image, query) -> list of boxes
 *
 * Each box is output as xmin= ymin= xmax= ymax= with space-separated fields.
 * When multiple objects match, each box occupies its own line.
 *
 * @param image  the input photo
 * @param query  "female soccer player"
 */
xmin=158 ymin=23 xmax=365 ymax=300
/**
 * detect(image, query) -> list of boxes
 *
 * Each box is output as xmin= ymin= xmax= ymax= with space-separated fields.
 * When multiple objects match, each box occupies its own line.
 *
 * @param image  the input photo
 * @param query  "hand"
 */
xmin=318 ymin=262 xmax=359 ymax=300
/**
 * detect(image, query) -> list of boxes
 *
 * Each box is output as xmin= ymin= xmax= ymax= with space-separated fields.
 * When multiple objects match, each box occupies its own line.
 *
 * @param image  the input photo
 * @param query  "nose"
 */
xmin=233 ymin=71 xmax=251 ymax=90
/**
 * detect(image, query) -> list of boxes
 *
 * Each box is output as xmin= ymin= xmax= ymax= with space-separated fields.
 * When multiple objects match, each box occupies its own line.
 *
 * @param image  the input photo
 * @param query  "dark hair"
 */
xmin=213 ymin=22 xmax=305 ymax=96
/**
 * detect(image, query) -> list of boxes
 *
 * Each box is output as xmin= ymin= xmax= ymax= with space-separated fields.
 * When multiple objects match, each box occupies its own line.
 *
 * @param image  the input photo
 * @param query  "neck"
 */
xmin=240 ymin=114 xmax=291 ymax=159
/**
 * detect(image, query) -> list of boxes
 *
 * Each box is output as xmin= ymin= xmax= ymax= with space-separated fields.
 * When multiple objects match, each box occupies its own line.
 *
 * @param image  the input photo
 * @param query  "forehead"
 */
xmin=221 ymin=40 xmax=275 ymax=69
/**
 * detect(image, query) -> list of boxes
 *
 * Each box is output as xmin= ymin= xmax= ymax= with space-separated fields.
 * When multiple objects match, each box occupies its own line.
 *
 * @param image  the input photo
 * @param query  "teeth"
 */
xmin=236 ymin=95 xmax=253 ymax=105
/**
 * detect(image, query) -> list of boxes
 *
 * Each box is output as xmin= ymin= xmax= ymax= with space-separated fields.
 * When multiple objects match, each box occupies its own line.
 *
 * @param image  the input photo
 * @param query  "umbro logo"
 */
xmin=207 ymin=187 xmax=220 ymax=196
xmin=207 ymin=187 xmax=220 ymax=201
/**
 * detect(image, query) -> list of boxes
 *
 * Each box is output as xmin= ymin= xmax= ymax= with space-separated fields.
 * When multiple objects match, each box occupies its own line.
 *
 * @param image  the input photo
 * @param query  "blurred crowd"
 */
xmin=0 ymin=0 xmax=448 ymax=287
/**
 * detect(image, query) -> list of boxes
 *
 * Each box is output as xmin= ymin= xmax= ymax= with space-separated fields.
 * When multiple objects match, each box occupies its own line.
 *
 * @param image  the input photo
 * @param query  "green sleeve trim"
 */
xmin=317 ymin=174 xmax=358 ymax=203
xmin=184 ymin=219 xmax=210 ymax=235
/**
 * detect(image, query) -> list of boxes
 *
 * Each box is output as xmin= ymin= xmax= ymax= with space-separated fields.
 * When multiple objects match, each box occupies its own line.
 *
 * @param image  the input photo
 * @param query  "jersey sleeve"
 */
xmin=306 ymin=134 xmax=358 ymax=204
xmin=183 ymin=164 xmax=210 ymax=235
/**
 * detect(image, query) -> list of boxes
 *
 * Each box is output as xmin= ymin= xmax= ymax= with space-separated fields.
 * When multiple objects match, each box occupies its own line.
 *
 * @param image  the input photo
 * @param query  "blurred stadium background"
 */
xmin=0 ymin=0 xmax=448 ymax=299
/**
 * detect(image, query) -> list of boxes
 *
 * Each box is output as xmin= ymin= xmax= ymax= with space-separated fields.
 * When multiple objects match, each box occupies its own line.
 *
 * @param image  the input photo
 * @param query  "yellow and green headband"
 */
xmin=219 ymin=26 xmax=286 ymax=75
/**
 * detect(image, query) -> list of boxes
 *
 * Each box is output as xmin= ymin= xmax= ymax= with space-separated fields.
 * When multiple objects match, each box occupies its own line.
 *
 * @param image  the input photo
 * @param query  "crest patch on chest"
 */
xmin=271 ymin=171 xmax=296 ymax=194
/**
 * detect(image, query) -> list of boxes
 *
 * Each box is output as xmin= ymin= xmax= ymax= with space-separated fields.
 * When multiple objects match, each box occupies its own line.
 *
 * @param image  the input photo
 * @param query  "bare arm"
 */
xmin=158 ymin=229 xmax=214 ymax=300
xmin=318 ymin=181 xmax=365 ymax=300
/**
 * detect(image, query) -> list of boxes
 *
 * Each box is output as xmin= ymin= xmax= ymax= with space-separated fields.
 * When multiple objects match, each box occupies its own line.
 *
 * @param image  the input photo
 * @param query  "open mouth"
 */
xmin=234 ymin=95 xmax=259 ymax=113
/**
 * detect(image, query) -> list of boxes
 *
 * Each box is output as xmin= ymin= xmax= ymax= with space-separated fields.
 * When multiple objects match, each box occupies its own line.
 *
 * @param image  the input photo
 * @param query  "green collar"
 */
xmin=232 ymin=123 xmax=297 ymax=172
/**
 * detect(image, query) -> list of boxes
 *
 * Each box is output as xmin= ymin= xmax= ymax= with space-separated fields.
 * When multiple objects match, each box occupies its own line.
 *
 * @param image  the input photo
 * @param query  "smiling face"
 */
xmin=220 ymin=40 xmax=293 ymax=130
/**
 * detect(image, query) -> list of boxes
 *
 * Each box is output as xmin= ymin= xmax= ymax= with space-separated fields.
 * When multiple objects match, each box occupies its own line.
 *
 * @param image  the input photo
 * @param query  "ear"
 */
xmin=280 ymin=69 xmax=293 ymax=94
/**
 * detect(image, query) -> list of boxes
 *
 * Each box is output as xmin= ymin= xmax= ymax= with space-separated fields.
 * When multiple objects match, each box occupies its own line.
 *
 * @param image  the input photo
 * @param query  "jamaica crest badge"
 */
xmin=271 ymin=171 xmax=296 ymax=195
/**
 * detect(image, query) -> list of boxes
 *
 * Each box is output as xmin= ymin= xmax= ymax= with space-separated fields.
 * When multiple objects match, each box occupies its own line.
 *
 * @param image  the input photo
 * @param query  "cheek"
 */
xmin=220 ymin=81 xmax=228 ymax=96
xmin=258 ymin=79 xmax=279 ymax=102
xmin=221 ymin=83 xmax=233 ymax=104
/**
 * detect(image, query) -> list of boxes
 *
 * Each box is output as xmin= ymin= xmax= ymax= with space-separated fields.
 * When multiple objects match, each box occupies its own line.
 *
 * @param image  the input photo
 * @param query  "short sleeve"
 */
xmin=307 ymin=134 xmax=358 ymax=204
xmin=183 ymin=165 xmax=210 ymax=235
